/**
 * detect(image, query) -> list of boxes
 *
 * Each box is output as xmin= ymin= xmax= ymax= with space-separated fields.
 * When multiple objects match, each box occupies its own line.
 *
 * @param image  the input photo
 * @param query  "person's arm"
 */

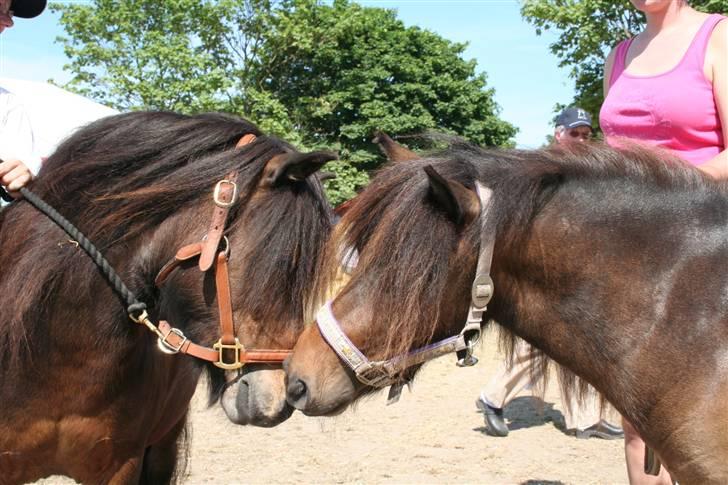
xmin=603 ymin=47 xmax=618 ymax=98
xmin=697 ymin=20 xmax=728 ymax=179
xmin=0 ymin=90 xmax=40 ymax=196
xmin=0 ymin=158 xmax=32 ymax=196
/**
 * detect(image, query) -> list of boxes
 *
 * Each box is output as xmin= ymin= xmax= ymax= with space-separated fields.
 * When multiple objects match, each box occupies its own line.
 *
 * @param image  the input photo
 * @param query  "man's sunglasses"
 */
xmin=567 ymin=128 xmax=592 ymax=139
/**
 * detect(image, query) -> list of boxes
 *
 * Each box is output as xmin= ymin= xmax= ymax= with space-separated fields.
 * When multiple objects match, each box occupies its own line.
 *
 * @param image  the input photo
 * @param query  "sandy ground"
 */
xmin=40 ymin=329 xmax=628 ymax=484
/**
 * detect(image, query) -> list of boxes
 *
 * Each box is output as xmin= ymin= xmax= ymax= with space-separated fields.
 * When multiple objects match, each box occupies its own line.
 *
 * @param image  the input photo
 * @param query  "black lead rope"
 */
xmin=0 ymin=185 xmax=13 ymax=202
xmin=12 ymin=186 xmax=147 ymax=319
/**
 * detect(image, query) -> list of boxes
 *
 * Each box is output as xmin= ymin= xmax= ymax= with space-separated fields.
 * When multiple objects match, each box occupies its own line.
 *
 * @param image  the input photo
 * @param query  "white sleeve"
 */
xmin=0 ymin=93 xmax=43 ymax=175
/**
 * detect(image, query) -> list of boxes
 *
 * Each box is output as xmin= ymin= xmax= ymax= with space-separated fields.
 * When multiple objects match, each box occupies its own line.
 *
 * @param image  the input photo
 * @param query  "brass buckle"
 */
xmin=213 ymin=180 xmax=238 ymax=208
xmin=213 ymin=338 xmax=245 ymax=370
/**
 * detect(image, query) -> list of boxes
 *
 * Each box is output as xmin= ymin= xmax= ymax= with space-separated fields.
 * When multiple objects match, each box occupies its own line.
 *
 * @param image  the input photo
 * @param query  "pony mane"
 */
xmin=32 ymin=111 xmax=286 ymax=247
xmin=317 ymin=141 xmax=717 ymax=383
xmin=0 ymin=111 xmax=332 ymax=388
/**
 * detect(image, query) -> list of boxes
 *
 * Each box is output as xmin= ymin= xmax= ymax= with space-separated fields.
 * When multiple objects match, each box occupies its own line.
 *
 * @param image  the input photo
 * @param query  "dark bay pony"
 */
xmin=285 ymin=142 xmax=728 ymax=484
xmin=0 ymin=111 xmax=334 ymax=484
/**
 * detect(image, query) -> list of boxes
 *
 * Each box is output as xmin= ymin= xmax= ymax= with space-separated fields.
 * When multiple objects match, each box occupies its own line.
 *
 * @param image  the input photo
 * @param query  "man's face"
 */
xmin=555 ymin=126 xmax=592 ymax=145
xmin=0 ymin=0 xmax=14 ymax=33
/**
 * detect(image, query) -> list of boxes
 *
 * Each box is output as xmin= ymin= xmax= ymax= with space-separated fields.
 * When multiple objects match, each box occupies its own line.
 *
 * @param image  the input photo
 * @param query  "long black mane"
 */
xmin=32 ymin=111 xmax=281 ymax=245
xmin=0 ymin=111 xmax=331 ymax=377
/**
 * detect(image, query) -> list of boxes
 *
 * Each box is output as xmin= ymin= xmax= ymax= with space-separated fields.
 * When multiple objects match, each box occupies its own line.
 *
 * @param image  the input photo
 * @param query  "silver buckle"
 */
xmin=471 ymin=274 xmax=494 ymax=309
xmin=157 ymin=327 xmax=187 ymax=354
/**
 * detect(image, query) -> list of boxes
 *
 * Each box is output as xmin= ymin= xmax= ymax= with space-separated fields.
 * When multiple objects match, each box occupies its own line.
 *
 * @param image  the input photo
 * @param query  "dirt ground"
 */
xmin=41 ymin=329 xmax=628 ymax=484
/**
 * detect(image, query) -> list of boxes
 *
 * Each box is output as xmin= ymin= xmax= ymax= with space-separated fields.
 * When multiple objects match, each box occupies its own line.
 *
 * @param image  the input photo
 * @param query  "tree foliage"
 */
xmin=521 ymin=0 xmax=728 ymax=128
xmin=53 ymin=0 xmax=516 ymax=203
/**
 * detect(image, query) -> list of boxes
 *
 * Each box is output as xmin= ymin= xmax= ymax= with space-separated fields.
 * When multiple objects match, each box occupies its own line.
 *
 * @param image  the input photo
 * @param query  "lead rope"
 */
xmin=15 ymin=186 xmax=148 ymax=321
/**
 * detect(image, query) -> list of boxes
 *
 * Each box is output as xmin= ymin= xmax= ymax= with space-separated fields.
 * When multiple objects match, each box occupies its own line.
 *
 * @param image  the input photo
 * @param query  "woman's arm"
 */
xmin=697 ymin=19 xmax=728 ymax=179
xmin=603 ymin=47 xmax=618 ymax=98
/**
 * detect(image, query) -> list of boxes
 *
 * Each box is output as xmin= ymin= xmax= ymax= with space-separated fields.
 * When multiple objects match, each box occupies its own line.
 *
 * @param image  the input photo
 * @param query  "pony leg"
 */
xmin=139 ymin=414 xmax=188 ymax=485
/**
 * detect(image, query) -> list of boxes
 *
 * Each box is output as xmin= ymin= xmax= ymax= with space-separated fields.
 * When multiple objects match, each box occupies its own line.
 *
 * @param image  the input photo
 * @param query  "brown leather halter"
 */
xmin=141 ymin=134 xmax=291 ymax=369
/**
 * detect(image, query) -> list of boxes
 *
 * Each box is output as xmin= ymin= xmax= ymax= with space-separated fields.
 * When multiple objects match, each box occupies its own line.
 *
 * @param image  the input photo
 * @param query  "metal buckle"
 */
xmin=213 ymin=179 xmax=238 ymax=208
xmin=157 ymin=327 xmax=187 ymax=355
xmin=471 ymin=274 xmax=494 ymax=309
xmin=213 ymin=338 xmax=246 ymax=370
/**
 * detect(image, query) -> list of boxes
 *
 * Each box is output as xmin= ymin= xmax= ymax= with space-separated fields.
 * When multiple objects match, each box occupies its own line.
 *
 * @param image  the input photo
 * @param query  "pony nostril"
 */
xmin=287 ymin=378 xmax=308 ymax=405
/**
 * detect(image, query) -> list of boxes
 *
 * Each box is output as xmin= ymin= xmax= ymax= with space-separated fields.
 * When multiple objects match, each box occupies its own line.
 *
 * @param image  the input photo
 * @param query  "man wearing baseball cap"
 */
xmin=0 ymin=0 xmax=47 ymax=199
xmin=554 ymin=106 xmax=593 ymax=144
xmin=1 ymin=0 xmax=46 ymax=32
xmin=11 ymin=0 xmax=46 ymax=18
xmin=476 ymin=104 xmax=623 ymax=440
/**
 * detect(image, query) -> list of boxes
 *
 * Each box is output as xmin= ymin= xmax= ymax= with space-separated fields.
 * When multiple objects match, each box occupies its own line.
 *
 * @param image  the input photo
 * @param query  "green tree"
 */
xmin=54 ymin=0 xmax=516 ymax=203
xmin=53 ymin=0 xmax=286 ymax=116
xmin=521 ymin=0 xmax=728 ymax=128
xmin=251 ymin=0 xmax=516 ymax=201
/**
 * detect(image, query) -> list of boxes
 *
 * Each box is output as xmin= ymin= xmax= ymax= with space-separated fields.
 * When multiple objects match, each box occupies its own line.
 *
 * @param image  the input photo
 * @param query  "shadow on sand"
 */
xmin=473 ymin=396 xmax=571 ymax=436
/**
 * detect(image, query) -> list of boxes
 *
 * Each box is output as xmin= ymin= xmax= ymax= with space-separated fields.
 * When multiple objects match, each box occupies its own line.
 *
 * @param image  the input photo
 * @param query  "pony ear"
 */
xmin=263 ymin=151 xmax=338 ymax=187
xmin=424 ymin=165 xmax=480 ymax=226
xmin=372 ymin=131 xmax=419 ymax=162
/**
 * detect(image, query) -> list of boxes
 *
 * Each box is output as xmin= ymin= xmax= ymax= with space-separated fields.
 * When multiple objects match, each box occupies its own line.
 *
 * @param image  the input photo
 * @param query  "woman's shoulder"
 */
xmin=603 ymin=46 xmax=618 ymax=85
xmin=603 ymin=38 xmax=634 ymax=95
xmin=705 ymin=16 xmax=727 ymax=82
xmin=708 ymin=15 xmax=728 ymax=46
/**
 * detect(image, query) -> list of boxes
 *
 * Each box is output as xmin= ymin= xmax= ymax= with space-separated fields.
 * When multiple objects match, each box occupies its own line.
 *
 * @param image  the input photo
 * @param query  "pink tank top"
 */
xmin=599 ymin=14 xmax=726 ymax=166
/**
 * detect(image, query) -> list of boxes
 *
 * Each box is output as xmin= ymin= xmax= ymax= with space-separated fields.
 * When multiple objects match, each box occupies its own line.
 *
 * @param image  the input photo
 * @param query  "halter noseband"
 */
xmin=315 ymin=181 xmax=495 ymax=388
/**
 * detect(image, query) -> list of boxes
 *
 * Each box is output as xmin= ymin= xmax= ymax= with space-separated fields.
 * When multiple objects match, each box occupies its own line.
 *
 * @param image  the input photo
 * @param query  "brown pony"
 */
xmin=285 ymin=141 xmax=728 ymax=484
xmin=0 ymin=111 xmax=334 ymax=484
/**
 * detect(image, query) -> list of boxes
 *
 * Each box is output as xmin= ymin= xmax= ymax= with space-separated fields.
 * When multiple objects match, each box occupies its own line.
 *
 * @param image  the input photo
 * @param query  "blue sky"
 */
xmin=0 ymin=0 xmax=576 ymax=148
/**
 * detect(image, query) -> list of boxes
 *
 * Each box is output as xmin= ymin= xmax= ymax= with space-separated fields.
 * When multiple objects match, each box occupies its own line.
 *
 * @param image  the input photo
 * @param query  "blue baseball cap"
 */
xmin=556 ymin=107 xmax=592 ymax=129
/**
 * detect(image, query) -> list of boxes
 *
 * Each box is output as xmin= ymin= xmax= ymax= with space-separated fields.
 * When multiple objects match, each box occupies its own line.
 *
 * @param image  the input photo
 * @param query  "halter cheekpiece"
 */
xmin=138 ymin=133 xmax=291 ymax=369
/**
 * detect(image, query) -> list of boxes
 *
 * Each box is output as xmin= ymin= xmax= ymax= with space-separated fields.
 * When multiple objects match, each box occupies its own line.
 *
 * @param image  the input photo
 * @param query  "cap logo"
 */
xmin=577 ymin=109 xmax=588 ymax=120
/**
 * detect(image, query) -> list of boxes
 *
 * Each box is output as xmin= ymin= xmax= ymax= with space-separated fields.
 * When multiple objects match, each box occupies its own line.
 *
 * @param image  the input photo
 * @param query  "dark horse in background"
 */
xmin=0 ymin=111 xmax=334 ymax=484
xmin=285 ymin=141 xmax=728 ymax=484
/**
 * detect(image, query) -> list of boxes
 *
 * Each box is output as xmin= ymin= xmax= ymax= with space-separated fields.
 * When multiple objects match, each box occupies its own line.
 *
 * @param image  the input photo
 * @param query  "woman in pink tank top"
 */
xmin=600 ymin=1 xmax=727 ymax=484
xmin=601 ymin=2 xmax=727 ymax=173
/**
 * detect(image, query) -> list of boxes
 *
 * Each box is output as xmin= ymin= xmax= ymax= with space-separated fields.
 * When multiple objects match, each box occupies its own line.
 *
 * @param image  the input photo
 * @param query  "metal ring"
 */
xmin=220 ymin=236 xmax=230 ymax=259
xmin=201 ymin=234 xmax=231 ymax=259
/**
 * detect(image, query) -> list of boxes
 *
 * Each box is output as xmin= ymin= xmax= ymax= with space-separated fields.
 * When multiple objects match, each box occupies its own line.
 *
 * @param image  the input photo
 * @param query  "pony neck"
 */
xmin=485 ymin=183 xmax=676 ymax=421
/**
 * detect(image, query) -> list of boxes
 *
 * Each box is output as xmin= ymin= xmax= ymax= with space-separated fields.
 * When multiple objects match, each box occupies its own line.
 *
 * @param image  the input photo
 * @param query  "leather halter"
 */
xmin=315 ymin=181 xmax=495 ymax=388
xmin=133 ymin=133 xmax=291 ymax=369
